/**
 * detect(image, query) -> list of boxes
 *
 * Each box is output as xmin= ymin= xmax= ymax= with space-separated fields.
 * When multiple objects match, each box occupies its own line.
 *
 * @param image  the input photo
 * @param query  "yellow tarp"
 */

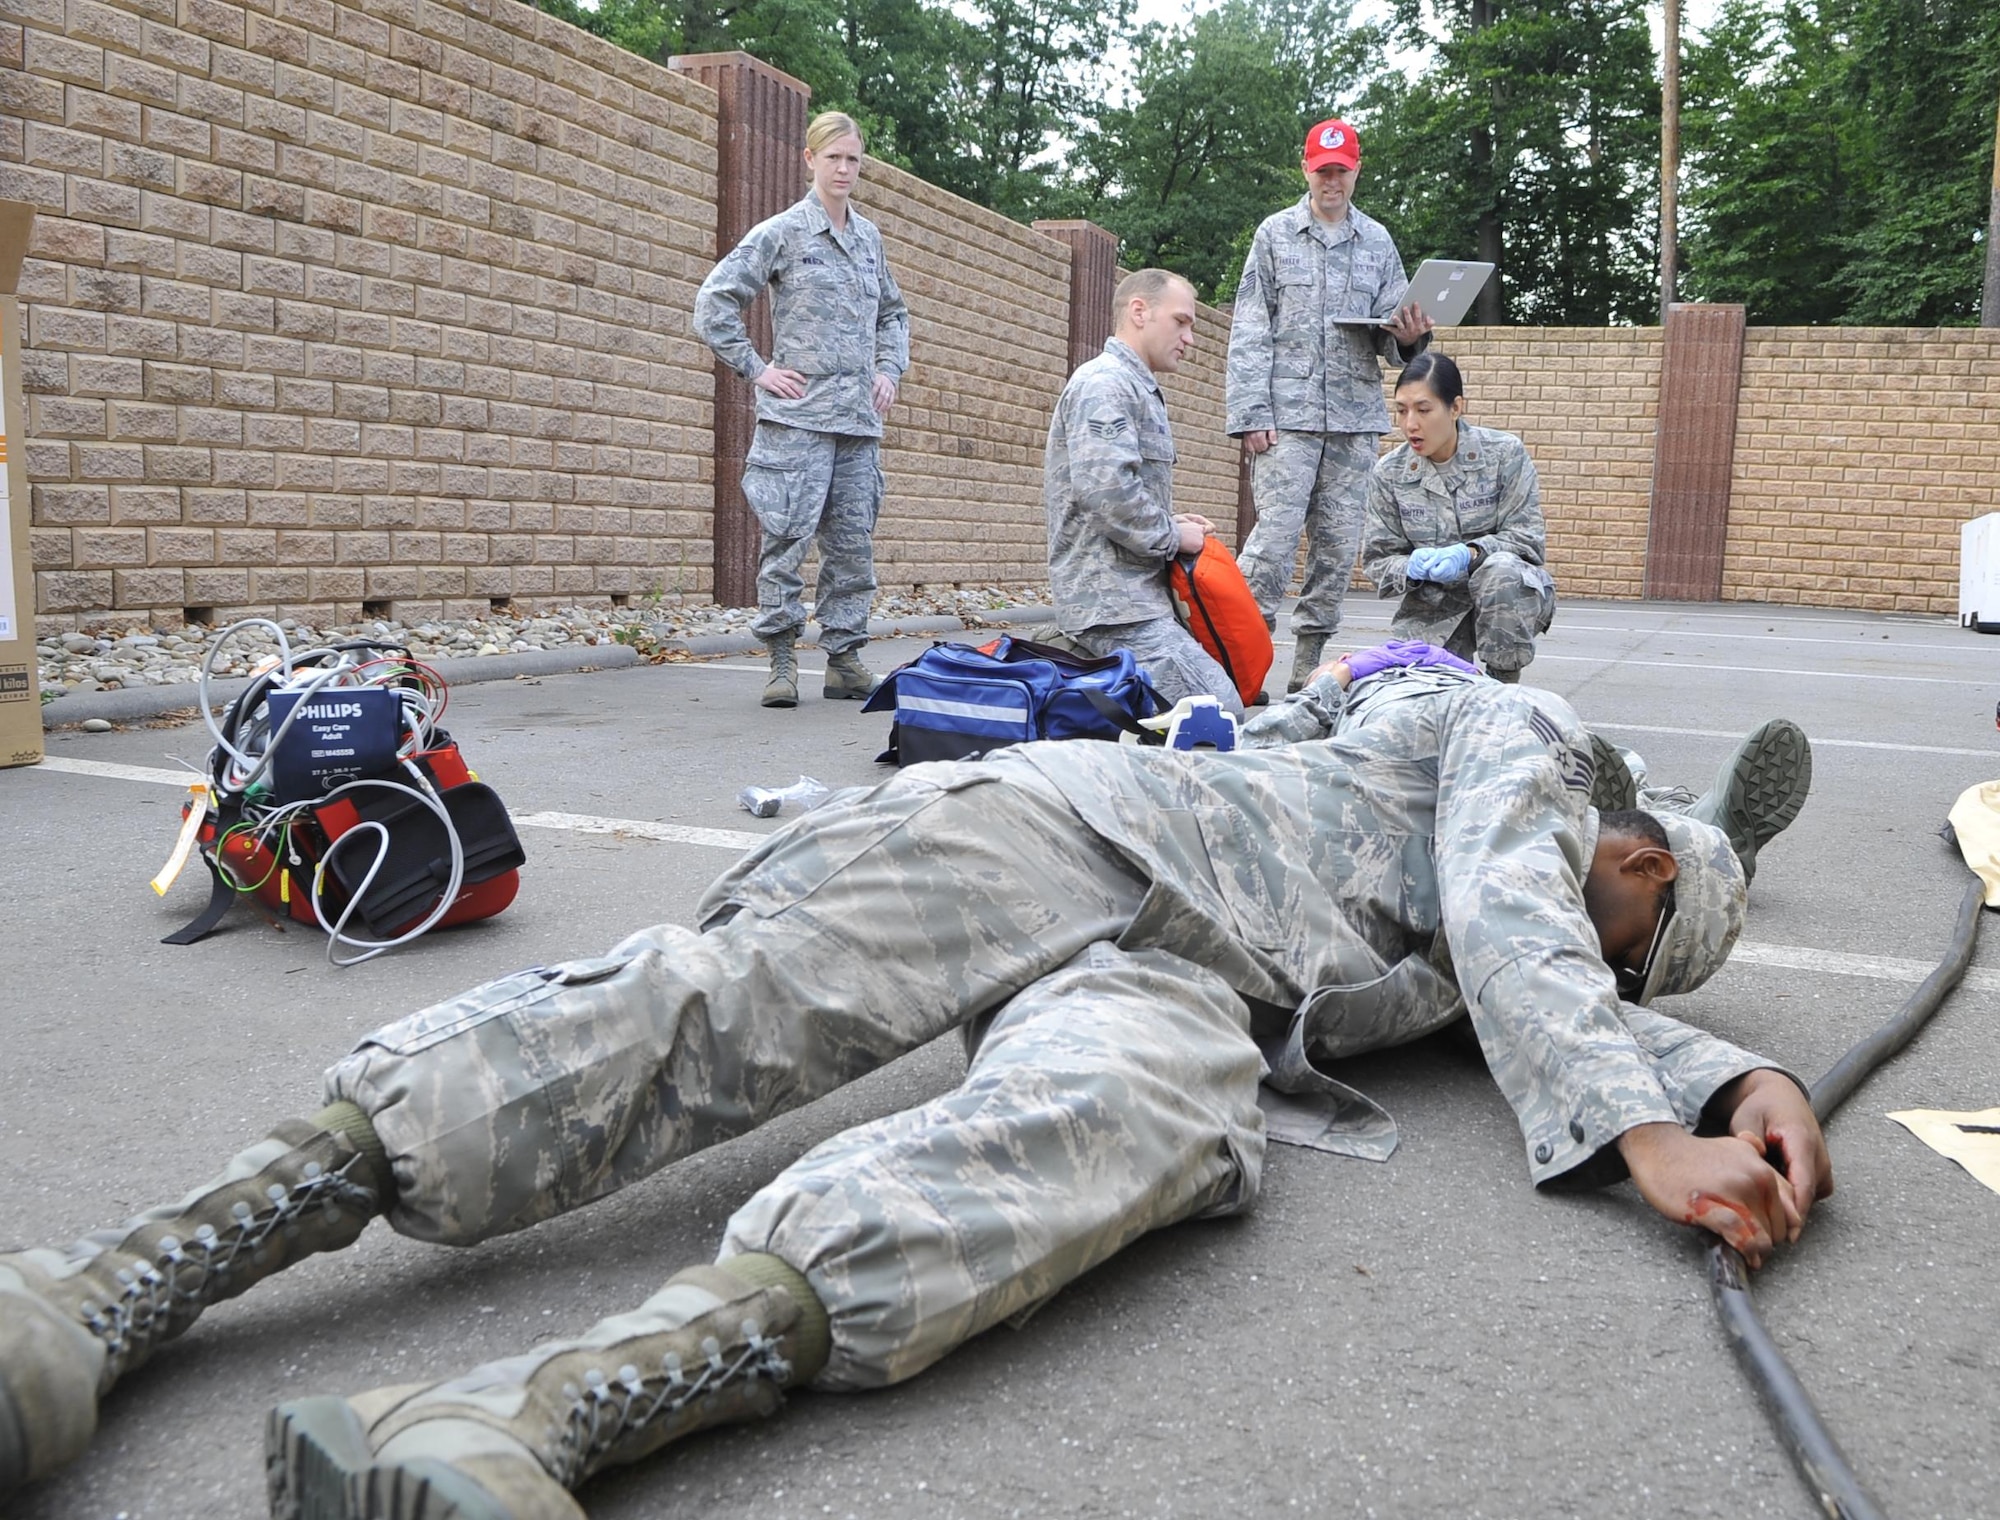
xmin=1946 ymin=780 xmax=2000 ymax=907
xmin=1886 ymin=1107 xmax=2000 ymax=1196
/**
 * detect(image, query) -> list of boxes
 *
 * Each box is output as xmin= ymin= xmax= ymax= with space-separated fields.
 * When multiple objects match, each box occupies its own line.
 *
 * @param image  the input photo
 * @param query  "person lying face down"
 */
xmin=1 ymin=674 xmax=1826 ymax=1520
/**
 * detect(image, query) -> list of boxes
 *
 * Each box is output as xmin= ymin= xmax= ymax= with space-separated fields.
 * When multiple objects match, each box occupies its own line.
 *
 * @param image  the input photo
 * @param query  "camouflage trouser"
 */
xmin=1389 ymin=550 xmax=1556 ymax=673
xmin=741 ymin=421 xmax=882 ymax=652
xmin=1237 ymin=430 xmax=1379 ymax=638
xmin=323 ymin=762 xmax=1265 ymax=1387
xmin=1070 ymin=616 xmax=1247 ymax=719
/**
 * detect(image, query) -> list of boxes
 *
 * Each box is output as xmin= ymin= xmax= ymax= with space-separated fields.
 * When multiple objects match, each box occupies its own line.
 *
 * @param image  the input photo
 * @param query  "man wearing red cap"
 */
xmin=1226 ymin=118 xmax=1434 ymax=695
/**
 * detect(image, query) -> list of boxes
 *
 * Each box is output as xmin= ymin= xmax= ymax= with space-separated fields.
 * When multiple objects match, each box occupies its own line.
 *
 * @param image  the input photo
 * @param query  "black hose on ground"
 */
xmin=1706 ymin=874 xmax=1987 ymax=1520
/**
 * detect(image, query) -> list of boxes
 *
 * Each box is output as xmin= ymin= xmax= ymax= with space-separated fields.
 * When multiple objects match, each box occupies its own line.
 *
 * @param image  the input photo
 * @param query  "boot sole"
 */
xmin=267 ymin=1399 xmax=519 ymax=1520
xmin=1714 ymin=719 xmax=1812 ymax=857
xmin=821 ymin=686 xmax=873 ymax=701
xmin=1587 ymin=730 xmax=1639 ymax=814
xmin=268 ymin=1397 xmax=372 ymax=1520
xmin=760 ymin=693 xmax=799 ymax=708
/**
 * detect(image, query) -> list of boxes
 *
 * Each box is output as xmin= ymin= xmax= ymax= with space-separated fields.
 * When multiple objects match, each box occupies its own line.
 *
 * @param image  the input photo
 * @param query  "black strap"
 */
xmin=1174 ymin=553 xmax=1243 ymax=692
xmin=162 ymin=852 xmax=240 ymax=945
xmin=1082 ymin=689 xmax=1164 ymax=743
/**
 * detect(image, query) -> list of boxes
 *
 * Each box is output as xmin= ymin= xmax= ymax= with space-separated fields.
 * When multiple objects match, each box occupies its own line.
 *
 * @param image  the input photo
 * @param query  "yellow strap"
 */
xmin=150 ymin=785 xmax=212 ymax=896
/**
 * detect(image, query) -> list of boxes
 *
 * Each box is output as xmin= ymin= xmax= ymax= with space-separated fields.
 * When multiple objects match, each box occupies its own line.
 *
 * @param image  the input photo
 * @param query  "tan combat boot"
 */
xmin=0 ymin=1103 xmax=389 ymax=1488
xmin=822 ymin=648 xmax=878 ymax=701
xmin=266 ymin=1253 xmax=831 ymax=1520
xmin=1287 ymin=632 xmax=1329 ymax=694
xmin=760 ymin=634 xmax=799 ymax=709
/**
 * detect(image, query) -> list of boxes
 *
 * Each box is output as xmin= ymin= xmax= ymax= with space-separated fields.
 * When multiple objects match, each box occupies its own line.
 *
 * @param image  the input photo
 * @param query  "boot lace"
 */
xmin=1638 ymin=784 xmax=1700 ymax=811
xmin=79 ymin=1153 xmax=379 ymax=1379
xmin=551 ymin=1317 xmax=793 ymax=1484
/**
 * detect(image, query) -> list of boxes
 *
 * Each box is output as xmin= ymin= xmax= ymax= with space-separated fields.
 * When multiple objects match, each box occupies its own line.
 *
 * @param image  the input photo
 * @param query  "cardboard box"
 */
xmin=0 ymin=200 xmax=42 ymax=768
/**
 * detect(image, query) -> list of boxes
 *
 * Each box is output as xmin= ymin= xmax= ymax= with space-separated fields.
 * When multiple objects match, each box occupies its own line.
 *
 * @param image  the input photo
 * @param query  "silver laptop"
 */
xmin=1333 ymin=259 xmax=1494 ymax=327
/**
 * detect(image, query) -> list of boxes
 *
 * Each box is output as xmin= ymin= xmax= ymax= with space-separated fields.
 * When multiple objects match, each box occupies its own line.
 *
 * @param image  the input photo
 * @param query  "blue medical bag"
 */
xmin=862 ymin=636 xmax=1165 ymax=766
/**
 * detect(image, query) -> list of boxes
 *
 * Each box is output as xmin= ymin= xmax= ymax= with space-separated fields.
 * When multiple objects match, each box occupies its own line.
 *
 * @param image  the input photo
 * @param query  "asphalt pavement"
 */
xmin=3 ymin=596 xmax=1996 ymax=1520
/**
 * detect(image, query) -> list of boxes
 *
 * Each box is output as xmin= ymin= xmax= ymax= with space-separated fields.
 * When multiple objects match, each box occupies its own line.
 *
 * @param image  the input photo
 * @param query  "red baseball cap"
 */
xmin=1303 ymin=118 xmax=1360 ymax=171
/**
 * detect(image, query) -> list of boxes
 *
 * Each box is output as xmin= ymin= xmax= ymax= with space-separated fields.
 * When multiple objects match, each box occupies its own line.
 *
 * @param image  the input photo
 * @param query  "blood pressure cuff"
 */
xmin=317 ymin=781 xmax=526 ymax=939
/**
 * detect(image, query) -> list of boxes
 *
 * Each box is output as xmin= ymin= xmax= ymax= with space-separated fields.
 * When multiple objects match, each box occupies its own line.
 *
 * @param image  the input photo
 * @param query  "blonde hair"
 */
xmin=806 ymin=112 xmax=865 ymax=155
xmin=1114 ymin=268 xmax=1193 ymax=312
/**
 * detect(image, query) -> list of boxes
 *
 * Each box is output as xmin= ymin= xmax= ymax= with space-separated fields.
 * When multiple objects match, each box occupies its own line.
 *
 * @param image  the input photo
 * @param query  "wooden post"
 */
xmin=1030 ymin=220 xmax=1121 ymax=374
xmin=1645 ymin=303 xmax=1745 ymax=601
xmin=1983 ymin=92 xmax=2000 ymax=327
xmin=670 ymin=53 xmax=811 ymax=607
xmin=1661 ymin=0 xmax=1680 ymax=318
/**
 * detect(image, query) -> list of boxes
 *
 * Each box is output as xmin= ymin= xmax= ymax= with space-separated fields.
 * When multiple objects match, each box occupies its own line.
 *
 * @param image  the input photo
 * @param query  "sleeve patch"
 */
xmin=1086 ymin=415 xmax=1133 ymax=440
xmin=1527 ymin=708 xmax=1596 ymax=794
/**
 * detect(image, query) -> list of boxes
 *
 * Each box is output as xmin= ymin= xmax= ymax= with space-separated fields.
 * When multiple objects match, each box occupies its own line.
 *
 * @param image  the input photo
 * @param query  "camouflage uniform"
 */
xmin=1360 ymin=421 xmax=1556 ymax=673
xmin=694 ymin=193 xmax=910 ymax=652
xmin=1046 ymin=337 xmax=1243 ymax=717
xmin=1225 ymin=200 xmax=1425 ymax=639
xmin=323 ymin=683 xmax=1778 ymax=1391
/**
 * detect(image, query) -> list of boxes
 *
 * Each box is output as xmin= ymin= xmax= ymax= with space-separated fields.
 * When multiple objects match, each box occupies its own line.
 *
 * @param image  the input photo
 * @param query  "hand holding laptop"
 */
xmin=1385 ymin=300 xmax=1433 ymax=346
xmin=1334 ymin=259 xmax=1495 ymax=330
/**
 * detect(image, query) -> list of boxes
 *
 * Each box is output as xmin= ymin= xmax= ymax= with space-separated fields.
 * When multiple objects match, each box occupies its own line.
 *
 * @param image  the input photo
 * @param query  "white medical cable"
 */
xmin=305 ymin=764 xmax=467 ymax=967
xmin=187 ymin=619 xmax=473 ymax=965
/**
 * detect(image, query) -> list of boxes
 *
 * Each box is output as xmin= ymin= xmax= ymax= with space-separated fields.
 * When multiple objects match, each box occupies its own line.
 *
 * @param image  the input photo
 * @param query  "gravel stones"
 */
xmin=35 ymin=586 xmax=1053 ymax=695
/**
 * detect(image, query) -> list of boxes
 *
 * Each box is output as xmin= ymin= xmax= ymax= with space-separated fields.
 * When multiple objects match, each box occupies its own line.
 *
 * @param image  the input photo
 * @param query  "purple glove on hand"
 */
xmin=1339 ymin=639 xmax=1482 ymax=683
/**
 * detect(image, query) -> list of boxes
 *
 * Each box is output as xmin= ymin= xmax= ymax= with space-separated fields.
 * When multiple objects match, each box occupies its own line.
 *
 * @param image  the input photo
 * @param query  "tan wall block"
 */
xmin=16 ymin=0 xmax=723 ymax=626
xmin=1724 ymin=328 xmax=2000 ymax=615
xmin=864 ymin=158 xmax=1071 ymax=590
xmin=1428 ymin=327 xmax=1662 ymax=601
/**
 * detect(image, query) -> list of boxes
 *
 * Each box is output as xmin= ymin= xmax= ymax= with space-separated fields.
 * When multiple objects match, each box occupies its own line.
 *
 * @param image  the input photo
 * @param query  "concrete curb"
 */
xmin=39 ymin=605 xmax=1059 ymax=727
xmin=41 ymin=643 xmax=642 ymax=728
xmin=661 ymin=605 xmax=1057 ymax=659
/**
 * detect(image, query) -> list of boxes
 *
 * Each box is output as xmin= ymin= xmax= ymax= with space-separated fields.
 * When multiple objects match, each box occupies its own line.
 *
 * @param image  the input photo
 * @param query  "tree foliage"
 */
xmin=521 ymin=0 xmax=2000 ymax=324
xmin=1046 ymin=0 xmax=1375 ymax=300
xmin=1681 ymin=0 xmax=2000 ymax=324
xmin=1354 ymin=0 xmax=1663 ymax=325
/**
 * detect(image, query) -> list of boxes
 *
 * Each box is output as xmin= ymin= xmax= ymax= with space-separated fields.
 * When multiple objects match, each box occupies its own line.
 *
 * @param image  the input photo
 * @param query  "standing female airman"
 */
xmin=695 ymin=111 xmax=910 ymax=707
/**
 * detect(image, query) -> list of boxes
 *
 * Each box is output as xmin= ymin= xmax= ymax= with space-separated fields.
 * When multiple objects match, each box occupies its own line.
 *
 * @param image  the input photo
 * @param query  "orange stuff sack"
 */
xmin=1168 ymin=540 xmax=1273 ymax=706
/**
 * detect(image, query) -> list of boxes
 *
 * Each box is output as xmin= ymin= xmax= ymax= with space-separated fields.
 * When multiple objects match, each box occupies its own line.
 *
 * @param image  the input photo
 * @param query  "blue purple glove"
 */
xmin=1339 ymin=640 xmax=1481 ymax=682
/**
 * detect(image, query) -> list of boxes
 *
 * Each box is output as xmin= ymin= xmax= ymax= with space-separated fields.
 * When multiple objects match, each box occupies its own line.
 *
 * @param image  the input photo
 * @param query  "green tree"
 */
xmin=1679 ymin=0 xmax=1855 ymax=322
xmin=1681 ymin=0 xmax=2000 ymax=325
xmin=1046 ymin=0 xmax=1378 ymax=301
xmin=526 ymin=0 xmax=675 ymax=61
xmin=517 ymin=0 xmax=1120 ymax=216
xmin=954 ymin=0 xmax=1135 ymax=215
xmin=1358 ymin=0 xmax=1662 ymax=325
xmin=1834 ymin=0 xmax=2000 ymax=323
xmin=835 ymin=0 xmax=984 ymax=197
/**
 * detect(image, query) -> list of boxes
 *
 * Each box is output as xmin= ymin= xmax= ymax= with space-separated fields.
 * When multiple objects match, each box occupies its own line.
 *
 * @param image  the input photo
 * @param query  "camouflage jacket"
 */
xmin=1361 ymin=422 xmax=1546 ymax=594
xmin=1044 ymin=337 xmax=1180 ymax=630
xmin=1224 ymin=200 xmax=1422 ymax=438
xmin=1002 ymin=681 xmax=1777 ymax=1186
xmin=693 ymin=192 xmax=910 ymax=438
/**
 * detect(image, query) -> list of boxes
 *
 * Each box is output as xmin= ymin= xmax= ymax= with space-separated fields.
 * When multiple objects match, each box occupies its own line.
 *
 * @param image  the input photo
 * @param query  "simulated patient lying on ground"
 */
xmin=0 ymin=660 xmax=1819 ymax=1520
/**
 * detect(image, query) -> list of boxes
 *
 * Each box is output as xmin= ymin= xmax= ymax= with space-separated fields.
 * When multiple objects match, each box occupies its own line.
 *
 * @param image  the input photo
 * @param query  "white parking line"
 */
xmin=1593 ymin=723 xmax=1997 ymax=760
xmin=511 ymin=810 xmax=764 ymax=851
xmin=1729 ymin=942 xmax=2000 ymax=997
xmin=1543 ymin=622 xmax=1980 ymax=655
xmin=1528 ymin=652 xmax=1984 ymax=687
xmin=23 ymin=755 xmax=1997 ymax=993
xmin=34 ymin=756 xmax=208 ymax=787
xmin=29 ymin=757 xmax=773 ymax=851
